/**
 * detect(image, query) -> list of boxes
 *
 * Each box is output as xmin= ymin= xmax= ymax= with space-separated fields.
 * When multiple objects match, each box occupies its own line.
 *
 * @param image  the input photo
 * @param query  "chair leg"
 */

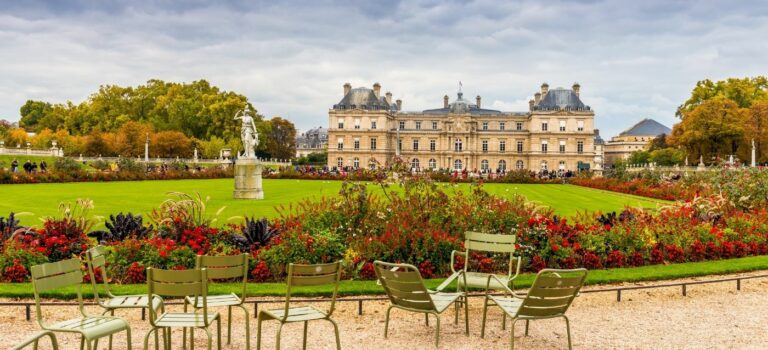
xmin=143 ymin=328 xmax=155 ymax=350
xmin=108 ymin=309 xmax=116 ymax=349
xmin=155 ymin=327 xmax=160 ymax=350
xmin=126 ymin=326 xmax=133 ymax=350
xmin=256 ymin=314 xmax=264 ymax=350
xmin=204 ymin=327 xmax=213 ymax=350
xmin=237 ymin=305 xmax=251 ymax=350
xmin=227 ymin=306 xmax=232 ymax=345
xmin=302 ymin=321 xmax=308 ymax=350
xmin=425 ymin=313 xmax=429 ymax=326
xmin=434 ymin=313 xmax=441 ymax=347
xmin=328 ymin=318 xmax=341 ymax=350
xmin=525 ymin=320 xmax=529 ymax=336
xmin=80 ymin=336 xmax=85 ymax=350
xmin=275 ymin=323 xmax=284 ymax=350
xmin=384 ymin=306 xmax=393 ymax=338
xmin=510 ymin=319 xmax=517 ymax=350
xmin=463 ymin=296 xmax=469 ymax=335
xmin=502 ymin=292 xmax=508 ymax=330
xmin=46 ymin=332 xmax=59 ymax=350
xmin=183 ymin=302 xmax=188 ymax=350
xmin=564 ymin=316 xmax=573 ymax=350
xmin=190 ymin=327 xmax=195 ymax=350
xmin=481 ymin=296 xmax=489 ymax=338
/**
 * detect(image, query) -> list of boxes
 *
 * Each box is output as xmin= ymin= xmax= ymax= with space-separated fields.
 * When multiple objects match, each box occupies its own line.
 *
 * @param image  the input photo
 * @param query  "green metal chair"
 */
xmin=184 ymin=254 xmax=250 ymax=350
xmin=256 ymin=261 xmax=342 ymax=350
xmin=10 ymin=330 xmax=58 ymax=350
xmin=374 ymin=261 xmax=468 ymax=347
xmin=481 ymin=268 xmax=588 ymax=350
xmin=30 ymin=259 xmax=132 ymax=350
xmin=87 ymin=246 xmax=157 ymax=314
xmin=145 ymin=267 xmax=221 ymax=350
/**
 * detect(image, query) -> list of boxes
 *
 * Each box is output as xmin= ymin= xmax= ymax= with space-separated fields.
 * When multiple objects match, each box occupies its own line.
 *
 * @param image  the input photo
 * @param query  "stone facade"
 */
xmin=604 ymin=118 xmax=671 ymax=166
xmin=327 ymin=82 xmax=598 ymax=172
xmin=295 ymin=126 xmax=328 ymax=158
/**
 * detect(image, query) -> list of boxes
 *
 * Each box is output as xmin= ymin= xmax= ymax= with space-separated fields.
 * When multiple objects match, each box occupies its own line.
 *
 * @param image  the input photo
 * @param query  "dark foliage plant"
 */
xmin=0 ymin=212 xmax=21 ymax=241
xmin=232 ymin=217 xmax=278 ymax=251
xmin=89 ymin=212 xmax=153 ymax=242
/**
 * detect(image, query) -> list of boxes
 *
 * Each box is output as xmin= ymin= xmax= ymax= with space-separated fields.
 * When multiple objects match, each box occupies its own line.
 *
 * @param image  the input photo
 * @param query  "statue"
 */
xmin=235 ymin=109 xmax=259 ymax=159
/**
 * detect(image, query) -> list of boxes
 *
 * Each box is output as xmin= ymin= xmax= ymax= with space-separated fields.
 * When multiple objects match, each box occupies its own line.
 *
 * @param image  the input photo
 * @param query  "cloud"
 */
xmin=1 ymin=0 xmax=767 ymax=137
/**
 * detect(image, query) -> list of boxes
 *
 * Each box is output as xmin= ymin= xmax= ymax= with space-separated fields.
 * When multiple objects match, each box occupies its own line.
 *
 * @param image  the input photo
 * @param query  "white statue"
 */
xmin=234 ymin=109 xmax=259 ymax=159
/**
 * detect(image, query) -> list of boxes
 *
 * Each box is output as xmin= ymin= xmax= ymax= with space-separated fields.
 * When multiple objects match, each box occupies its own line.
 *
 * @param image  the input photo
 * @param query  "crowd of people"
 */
xmin=8 ymin=159 xmax=48 ymax=174
xmin=282 ymin=164 xmax=580 ymax=180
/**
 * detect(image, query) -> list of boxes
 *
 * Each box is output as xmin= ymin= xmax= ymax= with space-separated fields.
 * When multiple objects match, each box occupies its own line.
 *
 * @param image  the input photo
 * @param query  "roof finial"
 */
xmin=458 ymin=81 xmax=463 ymax=93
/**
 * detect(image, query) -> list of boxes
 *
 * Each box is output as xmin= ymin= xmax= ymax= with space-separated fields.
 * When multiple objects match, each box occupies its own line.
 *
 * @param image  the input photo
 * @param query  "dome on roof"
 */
xmin=449 ymin=92 xmax=471 ymax=113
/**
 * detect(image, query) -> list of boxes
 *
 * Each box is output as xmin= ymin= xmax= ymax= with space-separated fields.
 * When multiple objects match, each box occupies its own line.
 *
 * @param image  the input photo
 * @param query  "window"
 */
xmin=516 ymin=160 xmax=524 ymax=169
xmin=499 ymin=140 xmax=506 ymax=152
xmin=413 ymin=139 xmax=419 ymax=151
xmin=516 ymin=122 xmax=523 ymax=131
xmin=559 ymin=140 xmax=566 ymax=153
xmin=398 ymin=139 xmax=402 ymax=151
xmin=541 ymin=141 xmax=548 ymax=153
xmin=481 ymin=159 xmax=489 ymax=171
xmin=354 ymin=118 xmax=361 ymax=129
xmin=577 ymin=120 xmax=584 ymax=132
xmin=428 ymin=158 xmax=437 ymax=169
xmin=482 ymin=122 xmax=488 ymax=130
xmin=559 ymin=120 xmax=566 ymax=132
xmin=454 ymin=138 xmax=463 ymax=152
xmin=499 ymin=122 xmax=506 ymax=131
xmin=369 ymin=158 xmax=377 ymax=170
xmin=498 ymin=160 xmax=507 ymax=172
xmin=559 ymin=160 xmax=566 ymax=170
xmin=541 ymin=160 xmax=548 ymax=170
xmin=336 ymin=157 xmax=343 ymax=168
xmin=454 ymin=159 xmax=463 ymax=170
xmin=399 ymin=121 xmax=405 ymax=130
xmin=429 ymin=139 xmax=436 ymax=151
xmin=371 ymin=120 xmax=377 ymax=129
xmin=411 ymin=158 xmax=420 ymax=169
xmin=337 ymin=119 xmax=344 ymax=129
xmin=432 ymin=121 xmax=438 ymax=130
xmin=353 ymin=157 xmax=360 ymax=168
xmin=577 ymin=140 xmax=584 ymax=154
xmin=337 ymin=137 xmax=344 ymax=150
xmin=354 ymin=138 xmax=360 ymax=150
xmin=541 ymin=122 xmax=548 ymax=131
xmin=370 ymin=138 xmax=377 ymax=150
xmin=517 ymin=141 xmax=523 ymax=153
xmin=482 ymin=140 xmax=488 ymax=152
xmin=415 ymin=121 xmax=422 ymax=130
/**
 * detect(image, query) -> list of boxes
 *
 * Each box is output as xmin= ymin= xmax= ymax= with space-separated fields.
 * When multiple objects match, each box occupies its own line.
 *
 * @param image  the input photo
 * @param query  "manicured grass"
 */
xmin=0 ymin=179 xmax=666 ymax=226
xmin=5 ymin=255 xmax=768 ymax=299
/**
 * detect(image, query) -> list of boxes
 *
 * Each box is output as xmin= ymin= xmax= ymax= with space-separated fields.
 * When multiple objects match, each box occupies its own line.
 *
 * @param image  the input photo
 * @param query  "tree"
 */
xmin=670 ymin=96 xmax=747 ymax=163
xmin=0 ymin=119 xmax=11 ymax=139
xmin=650 ymin=148 xmax=686 ymax=166
xmin=19 ymin=100 xmax=52 ymax=131
xmin=114 ymin=121 xmax=153 ymax=157
xmin=199 ymin=136 xmax=227 ymax=159
xmin=648 ymin=134 xmax=670 ymax=151
xmin=745 ymin=102 xmax=768 ymax=163
xmin=152 ymin=131 xmax=192 ymax=158
xmin=5 ymin=128 xmax=29 ymax=147
xmin=627 ymin=151 xmax=651 ymax=165
xmin=83 ymin=131 xmax=112 ymax=156
xmin=677 ymin=77 xmax=768 ymax=117
xmin=30 ymin=128 xmax=55 ymax=149
xmin=262 ymin=117 xmax=297 ymax=160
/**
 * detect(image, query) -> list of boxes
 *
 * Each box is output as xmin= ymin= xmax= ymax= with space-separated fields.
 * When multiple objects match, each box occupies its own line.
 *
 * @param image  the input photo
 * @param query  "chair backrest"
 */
xmin=86 ymin=245 xmax=111 ymax=303
xmin=283 ymin=261 xmax=342 ymax=319
xmin=146 ymin=268 xmax=210 ymax=326
xmin=195 ymin=254 xmax=249 ymax=301
xmin=463 ymin=231 xmax=517 ymax=275
xmin=374 ymin=261 xmax=436 ymax=312
xmin=517 ymin=268 xmax=587 ymax=318
xmin=30 ymin=259 xmax=86 ymax=326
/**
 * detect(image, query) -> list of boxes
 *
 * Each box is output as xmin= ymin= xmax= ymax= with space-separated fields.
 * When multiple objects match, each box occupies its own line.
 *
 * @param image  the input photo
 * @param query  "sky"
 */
xmin=1 ymin=0 xmax=767 ymax=138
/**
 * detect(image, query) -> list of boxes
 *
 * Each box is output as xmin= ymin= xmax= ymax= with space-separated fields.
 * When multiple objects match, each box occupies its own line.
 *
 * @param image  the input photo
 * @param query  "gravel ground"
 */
xmin=2 ymin=271 xmax=768 ymax=349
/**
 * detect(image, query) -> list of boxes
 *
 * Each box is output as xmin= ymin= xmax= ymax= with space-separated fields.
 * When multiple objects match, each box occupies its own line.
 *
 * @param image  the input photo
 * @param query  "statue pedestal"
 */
xmin=233 ymin=159 xmax=264 ymax=200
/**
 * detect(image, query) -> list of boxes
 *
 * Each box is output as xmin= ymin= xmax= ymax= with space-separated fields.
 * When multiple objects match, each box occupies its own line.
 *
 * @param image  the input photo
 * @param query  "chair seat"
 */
xmin=488 ymin=295 xmax=524 ymax=317
xmin=49 ymin=316 xmax=129 ymax=340
xmin=103 ymin=294 xmax=151 ymax=308
xmin=261 ymin=306 xmax=328 ymax=322
xmin=154 ymin=312 xmax=219 ymax=328
xmin=459 ymin=272 xmax=511 ymax=290
xmin=430 ymin=292 xmax=463 ymax=313
xmin=186 ymin=293 xmax=242 ymax=308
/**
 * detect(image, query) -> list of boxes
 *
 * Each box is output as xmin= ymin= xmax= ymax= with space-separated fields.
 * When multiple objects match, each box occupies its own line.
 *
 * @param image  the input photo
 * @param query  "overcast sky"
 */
xmin=1 ymin=0 xmax=767 ymax=137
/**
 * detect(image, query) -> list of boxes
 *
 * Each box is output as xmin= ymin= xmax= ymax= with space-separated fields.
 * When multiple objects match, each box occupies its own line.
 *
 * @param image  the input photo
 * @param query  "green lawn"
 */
xmin=5 ymin=255 xmax=766 ymax=299
xmin=0 ymin=179 xmax=666 ymax=226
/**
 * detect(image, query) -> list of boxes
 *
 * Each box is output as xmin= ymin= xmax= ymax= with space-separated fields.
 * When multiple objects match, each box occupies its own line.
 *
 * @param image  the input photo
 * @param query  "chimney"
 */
xmin=529 ymin=99 xmax=535 ymax=111
xmin=385 ymin=91 xmax=393 ymax=105
xmin=396 ymin=99 xmax=402 ymax=111
xmin=476 ymin=95 xmax=481 ymax=109
xmin=541 ymin=82 xmax=549 ymax=95
xmin=373 ymin=82 xmax=381 ymax=98
xmin=343 ymin=82 xmax=351 ymax=96
xmin=443 ymin=95 xmax=449 ymax=108
xmin=572 ymin=82 xmax=581 ymax=97
xmin=534 ymin=92 xmax=541 ymax=104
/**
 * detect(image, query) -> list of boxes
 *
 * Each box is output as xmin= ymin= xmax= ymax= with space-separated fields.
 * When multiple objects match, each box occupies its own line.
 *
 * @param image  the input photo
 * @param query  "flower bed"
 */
xmin=0 ymin=167 xmax=233 ymax=185
xmin=2 ymin=176 xmax=768 ymax=284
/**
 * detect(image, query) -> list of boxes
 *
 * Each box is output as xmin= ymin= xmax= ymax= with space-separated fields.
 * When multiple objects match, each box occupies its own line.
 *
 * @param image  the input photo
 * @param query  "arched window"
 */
xmin=558 ymin=160 xmax=566 ymax=170
xmin=481 ymin=159 xmax=489 ymax=171
xmin=541 ymin=160 xmax=548 ymax=170
xmin=498 ymin=160 xmax=507 ymax=172
xmin=411 ymin=158 xmax=420 ymax=169
xmin=428 ymin=158 xmax=437 ymax=169
xmin=454 ymin=138 xmax=463 ymax=152
xmin=336 ymin=157 xmax=343 ymax=168
xmin=516 ymin=160 xmax=524 ymax=169
xmin=454 ymin=159 xmax=463 ymax=170
xmin=353 ymin=157 xmax=360 ymax=168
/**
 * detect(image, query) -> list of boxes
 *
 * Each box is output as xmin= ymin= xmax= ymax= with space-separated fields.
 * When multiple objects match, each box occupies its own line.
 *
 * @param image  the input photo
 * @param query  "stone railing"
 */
xmin=74 ymin=155 xmax=292 ymax=167
xmin=0 ymin=142 xmax=64 ymax=157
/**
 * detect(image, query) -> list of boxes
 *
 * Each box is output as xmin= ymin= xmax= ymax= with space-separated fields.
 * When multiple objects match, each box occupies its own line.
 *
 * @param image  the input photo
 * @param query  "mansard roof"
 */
xmin=333 ymin=87 xmax=393 ymax=111
xmin=534 ymin=87 xmax=590 ymax=111
xmin=619 ymin=118 xmax=671 ymax=137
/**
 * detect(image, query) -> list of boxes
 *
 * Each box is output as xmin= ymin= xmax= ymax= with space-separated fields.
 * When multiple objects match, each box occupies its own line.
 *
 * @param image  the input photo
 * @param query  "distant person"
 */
xmin=40 ymin=161 xmax=47 ymax=173
xmin=23 ymin=160 xmax=32 ymax=173
xmin=11 ymin=159 xmax=18 ymax=173
xmin=31 ymin=162 xmax=38 ymax=173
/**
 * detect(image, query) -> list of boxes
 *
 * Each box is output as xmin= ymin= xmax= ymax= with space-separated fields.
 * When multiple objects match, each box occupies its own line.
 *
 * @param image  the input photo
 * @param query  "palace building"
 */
xmin=327 ymin=82 xmax=598 ymax=172
xmin=603 ymin=118 xmax=671 ymax=166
